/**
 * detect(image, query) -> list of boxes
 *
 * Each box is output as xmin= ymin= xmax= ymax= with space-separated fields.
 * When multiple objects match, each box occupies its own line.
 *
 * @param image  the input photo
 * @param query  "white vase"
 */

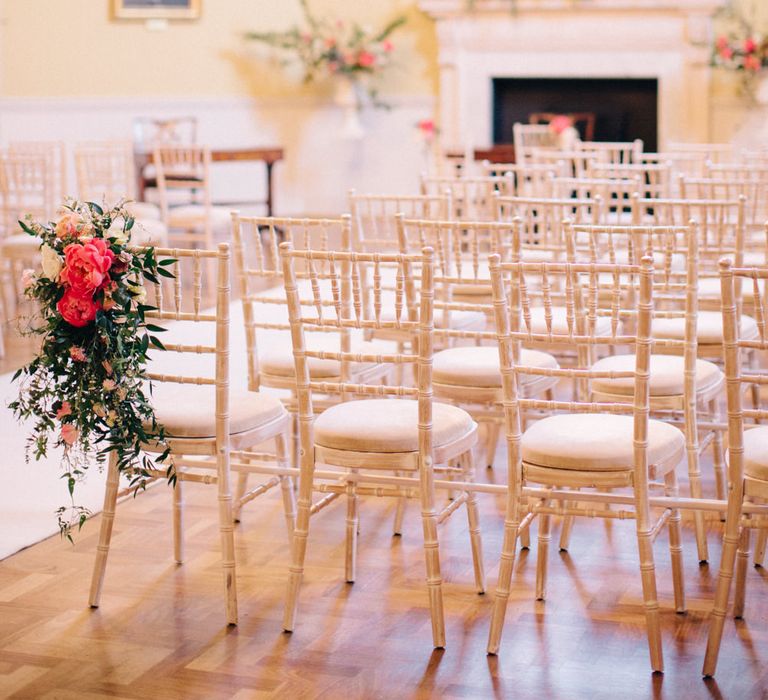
xmin=334 ymin=76 xmax=366 ymax=140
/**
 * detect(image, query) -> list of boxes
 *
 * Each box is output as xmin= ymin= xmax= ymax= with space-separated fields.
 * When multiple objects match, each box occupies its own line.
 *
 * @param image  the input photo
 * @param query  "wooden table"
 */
xmin=135 ymin=146 xmax=284 ymax=217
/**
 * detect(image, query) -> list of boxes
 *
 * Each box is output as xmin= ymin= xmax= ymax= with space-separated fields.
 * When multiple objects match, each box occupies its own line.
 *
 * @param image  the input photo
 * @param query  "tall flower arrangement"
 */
xmin=245 ymin=0 xmax=406 ymax=104
xmin=10 ymin=201 xmax=172 ymax=540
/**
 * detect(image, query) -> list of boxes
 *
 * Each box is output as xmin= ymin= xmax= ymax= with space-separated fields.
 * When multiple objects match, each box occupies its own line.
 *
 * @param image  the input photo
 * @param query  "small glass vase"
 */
xmin=333 ymin=75 xmax=367 ymax=140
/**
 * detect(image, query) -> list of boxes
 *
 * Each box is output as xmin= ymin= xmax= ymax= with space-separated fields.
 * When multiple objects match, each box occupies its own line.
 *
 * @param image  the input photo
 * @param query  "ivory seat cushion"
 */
xmin=591 ymin=354 xmax=723 ymax=397
xmin=743 ymin=426 xmax=768 ymax=481
xmin=313 ymin=398 xmax=475 ymax=453
xmin=125 ymin=201 xmax=161 ymax=221
xmin=260 ymin=340 xmax=380 ymax=379
xmin=698 ymin=276 xmax=764 ymax=302
xmin=167 ymin=204 xmax=232 ymax=233
xmin=1 ymin=234 xmax=41 ymax=253
xmin=433 ymin=346 xmax=558 ymax=388
xmin=378 ymin=308 xmax=485 ymax=331
xmin=527 ymin=306 xmax=613 ymax=336
xmin=521 ymin=247 xmax=557 ymax=263
xmin=522 ymin=413 xmax=684 ymax=471
xmin=151 ymin=384 xmax=286 ymax=439
xmin=653 ymin=310 xmax=758 ymax=345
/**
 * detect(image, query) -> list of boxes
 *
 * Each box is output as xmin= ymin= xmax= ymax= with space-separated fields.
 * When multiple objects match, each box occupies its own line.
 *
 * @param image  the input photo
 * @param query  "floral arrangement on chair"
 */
xmin=9 ymin=200 xmax=172 ymax=539
xmin=245 ymin=0 xmax=406 ymax=105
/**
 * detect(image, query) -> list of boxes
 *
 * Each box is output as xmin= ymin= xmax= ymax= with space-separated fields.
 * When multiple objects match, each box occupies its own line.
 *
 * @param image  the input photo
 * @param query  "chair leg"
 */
xmin=216 ymin=454 xmax=238 ymax=626
xmin=276 ymin=432 xmax=296 ymax=538
xmin=232 ymin=470 xmax=249 ymax=523
xmin=484 ymin=421 xmax=500 ymax=469
xmin=283 ymin=449 xmax=315 ymax=632
xmin=684 ymin=425 xmax=708 ymax=564
xmin=754 ymin=517 xmax=766 ymax=568
xmin=558 ymin=488 xmax=577 ymax=552
xmin=462 ymin=450 xmax=485 ymax=594
xmin=710 ymin=399 xmax=726 ymax=504
xmin=88 ymin=451 xmax=120 ymax=608
xmin=635 ymin=509 xmax=664 ymax=673
xmin=419 ymin=458 xmax=446 ymax=649
xmin=392 ymin=471 xmax=406 ymax=536
xmin=664 ymin=469 xmax=685 ymax=613
xmin=173 ymin=466 xmax=184 ymax=564
xmin=345 ymin=471 xmax=359 ymax=584
xmin=535 ymin=503 xmax=551 ymax=601
xmin=734 ymin=520 xmax=751 ymax=619
xmin=487 ymin=470 xmax=523 ymax=655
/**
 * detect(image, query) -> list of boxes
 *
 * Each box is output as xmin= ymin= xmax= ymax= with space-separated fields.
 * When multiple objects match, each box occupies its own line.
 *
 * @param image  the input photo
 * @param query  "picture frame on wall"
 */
xmin=112 ymin=0 xmax=201 ymax=20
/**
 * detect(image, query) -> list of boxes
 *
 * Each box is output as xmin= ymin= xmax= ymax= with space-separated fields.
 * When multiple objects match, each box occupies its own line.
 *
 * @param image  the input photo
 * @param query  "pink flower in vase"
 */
xmin=416 ymin=118 xmax=437 ymax=143
xmin=548 ymin=115 xmax=573 ymax=135
xmin=61 ymin=424 xmax=79 ymax=446
xmin=357 ymin=51 xmax=376 ymax=68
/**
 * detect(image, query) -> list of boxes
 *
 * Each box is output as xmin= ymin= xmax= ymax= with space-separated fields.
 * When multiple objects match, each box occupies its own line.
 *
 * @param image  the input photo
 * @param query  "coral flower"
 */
xmin=61 ymin=424 xmax=79 ymax=446
xmin=60 ymin=239 xmax=115 ymax=295
xmin=56 ymin=401 xmax=72 ymax=420
xmin=57 ymin=289 xmax=99 ymax=328
xmin=357 ymin=51 xmax=376 ymax=68
xmin=69 ymin=346 xmax=87 ymax=362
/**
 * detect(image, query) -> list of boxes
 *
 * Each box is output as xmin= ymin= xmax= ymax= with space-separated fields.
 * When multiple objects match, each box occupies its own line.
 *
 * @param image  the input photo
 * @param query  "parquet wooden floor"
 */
xmin=1 ymin=447 xmax=768 ymax=700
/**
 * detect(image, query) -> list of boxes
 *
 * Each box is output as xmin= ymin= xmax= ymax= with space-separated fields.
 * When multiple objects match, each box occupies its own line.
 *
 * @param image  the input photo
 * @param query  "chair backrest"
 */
xmin=576 ymin=139 xmax=644 ymax=165
xmin=420 ymin=175 xmax=513 ymax=220
xmin=133 ymin=116 xmax=198 ymax=154
xmin=640 ymin=152 xmax=703 ymax=181
xmin=478 ymin=161 xmax=563 ymax=196
xmin=513 ymin=123 xmax=557 ymax=165
xmin=142 ymin=244 xmax=231 ymax=446
xmin=589 ymin=161 xmax=672 ymax=199
xmin=718 ymin=259 xmax=768 ymax=487
xmin=8 ymin=141 xmax=67 ymax=210
xmin=496 ymin=195 xmax=603 ymax=259
xmin=680 ymin=174 xmax=768 ymax=226
xmin=231 ymin=214 xmax=353 ymax=392
xmin=549 ymin=175 xmax=641 ymax=214
xmin=530 ymin=148 xmax=595 ymax=178
xmin=489 ymin=254 xmax=656 ymax=481
xmin=0 ymin=150 xmax=52 ymax=235
xmin=280 ymin=242 xmax=433 ymax=465
xmin=74 ymin=140 xmax=138 ymax=204
xmin=348 ymin=190 xmax=451 ymax=254
xmin=631 ymin=195 xmax=745 ymax=272
xmin=153 ymin=145 xmax=211 ymax=220
xmin=667 ymin=142 xmax=733 ymax=164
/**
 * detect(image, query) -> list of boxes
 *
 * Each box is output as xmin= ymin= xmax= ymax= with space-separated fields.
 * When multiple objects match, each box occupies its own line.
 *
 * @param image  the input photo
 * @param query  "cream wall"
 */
xmin=0 ymin=0 xmax=437 ymax=97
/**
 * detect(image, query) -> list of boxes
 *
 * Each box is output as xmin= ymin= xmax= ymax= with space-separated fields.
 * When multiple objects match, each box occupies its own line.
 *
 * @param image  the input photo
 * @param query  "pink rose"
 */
xmin=60 ymin=239 xmax=115 ymax=295
xmin=55 ymin=213 xmax=93 ymax=241
xmin=21 ymin=269 xmax=36 ymax=289
xmin=69 ymin=346 xmax=87 ymax=362
xmin=61 ymin=424 xmax=79 ymax=446
xmin=57 ymin=288 xmax=99 ymax=328
xmin=357 ymin=51 xmax=376 ymax=68
xmin=56 ymin=401 xmax=72 ymax=420
xmin=745 ymin=38 xmax=757 ymax=54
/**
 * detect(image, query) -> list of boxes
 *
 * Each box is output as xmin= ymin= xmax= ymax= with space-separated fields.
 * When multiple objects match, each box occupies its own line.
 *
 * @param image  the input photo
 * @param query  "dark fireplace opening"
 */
xmin=493 ymin=77 xmax=658 ymax=152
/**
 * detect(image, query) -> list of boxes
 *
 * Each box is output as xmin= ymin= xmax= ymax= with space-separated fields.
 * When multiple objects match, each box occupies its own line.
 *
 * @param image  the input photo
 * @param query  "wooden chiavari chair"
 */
xmin=420 ymin=174 xmax=513 ymax=221
xmin=512 ymin=122 xmax=557 ymax=165
xmin=549 ymin=175 xmax=640 ymax=223
xmin=703 ymin=259 xmax=768 ymax=677
xmin=575 ymin=139 xmax=644 ymax=165
xmin=485 ymin=255 xmax=686 ymax=673
xmin=89 ymin=244 xmax=294 ymax=625
xmin=74 ymin=140 xmax=165 ymax=227
xmin=478 ymin=161 xmax=562 ymax=197
xmin=567 ymin=221 xmax=724 ymax=563
xmin=667 ymin=141 xmax=733 ymax=165
xmin=589 ymin=161 xmax=672 ymax=199
xmin=280 ymin=243 xmax=484 ymax=648
xmin=529 ymin=148 xmax=595 ymax=178
xmin=9 ymin=140 xmax=67 ymax=210
xmin=153 ymin=145 xmax=231 ymax=249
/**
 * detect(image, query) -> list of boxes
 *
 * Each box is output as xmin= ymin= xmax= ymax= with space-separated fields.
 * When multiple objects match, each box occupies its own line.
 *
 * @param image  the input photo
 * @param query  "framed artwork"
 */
xmin=112 ymin=0 xmax=201 ymax=20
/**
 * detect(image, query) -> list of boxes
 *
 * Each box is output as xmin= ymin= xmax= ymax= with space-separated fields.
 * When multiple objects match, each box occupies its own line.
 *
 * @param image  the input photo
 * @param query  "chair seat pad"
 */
xmin=744 ymin=426 xmax=768 ymax=481
xmin=260 ymin=341 xmax=379 ymax=380
xmin=591 ymin=354 xmax=723 ymax=397
xmin=1 ymin=234 xmax=41 ymax=251
xmin=698 ymin=276 xmax=764 ymax=302
xmin=151 ymin=384 xmax=286 ymax=439
xmin=522 ymin=413 xmax=684 ymax=471
xmin=433 ymin=346 xmax=558 ymax=388
xmin=125 ymin=201 xmax=161 ymax=221
xmin=521 ymin=247 xmax=557 ymax=263
xmin=313 ymin=399 xmax=475 ymax=454
xmin=528 ymin=306 xmax=613 ymax=336
xmin=653 ymin=310 xmax=758 ymax=345
xmin=168 ymin=204 xmax=232 ymax=232
xmin=130 ymin=218 xmax=168 ymax=247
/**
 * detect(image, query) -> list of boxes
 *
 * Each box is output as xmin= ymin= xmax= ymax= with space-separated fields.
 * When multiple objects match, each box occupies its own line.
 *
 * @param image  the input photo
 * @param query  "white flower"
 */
xmin=107 ymin=221 xmax=129 ymax=246
xmin=40 ymin=244 xmax=63 ymax=281
xmin=126 ymin=281 xmax=147 ymax=305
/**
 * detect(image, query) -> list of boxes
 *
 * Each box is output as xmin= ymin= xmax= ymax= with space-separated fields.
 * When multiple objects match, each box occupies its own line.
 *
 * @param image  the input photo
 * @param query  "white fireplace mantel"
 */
xmin=418 ymin=0 xmax=727 ymax=150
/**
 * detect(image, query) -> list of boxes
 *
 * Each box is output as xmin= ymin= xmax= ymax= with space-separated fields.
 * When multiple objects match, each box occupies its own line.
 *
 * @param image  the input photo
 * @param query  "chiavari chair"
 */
xmin=575 ymin=139 xmax=644 ymax=165
xmin=280 ymin=242 xmax=484 ymax=648
xmin=74 ymin=140 xmax=166 ymax=235
xmin=89 ymin=244 xmax=294 ymax=625
xmin=153 ymin=145 xmax=231 ymax=249
xmin=478 ymin=160 xmax=563 ymax=197
xmin=589 ymin=161 xmax=672 ymax=199
xmin=512 ymin=122 xmax=558 ymax=165
xmin=9 ymin=140 xmax=67 ymax=210
xmin=529 ymin=148 xmax=595 ymax=178
xmin=667 ymin=141 xmax=733 ymax=165
xmin=485 ymin=255 xmax=686 ymax=673
xmin=549 ymin=175 xmax=640 ymax=223
xmin=420 ymin=174 xmax=513 ymax=221
xmin=566 ymin=221 xmax=724 ymax=563
xmin=703 ymin=259 xmax=768 ymax=677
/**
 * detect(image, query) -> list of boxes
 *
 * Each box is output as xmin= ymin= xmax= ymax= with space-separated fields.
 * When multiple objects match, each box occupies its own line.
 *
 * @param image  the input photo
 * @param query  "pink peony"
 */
xmin=60 ymin=239 xmax=115 ymax=295
xmin=69 ymin=346 xmax=87 ymax=362
xmin=57 ymin=289 xmax=99 ymax=328
xmin=61 ymin=424 xmax=79 ymax=446
xmin=745 ymin=38 xmax=757 ymax=54
xmin=55 ymin=212 xmax=93 ymax=241
xmin=357 ymin=51 xmax=376 ymax=68
xmin=56 ymin=401 xmax=72 ymax=420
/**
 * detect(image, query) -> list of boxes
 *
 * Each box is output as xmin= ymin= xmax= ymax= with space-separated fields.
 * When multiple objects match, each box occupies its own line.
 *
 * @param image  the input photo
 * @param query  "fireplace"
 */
xmin=493 ymin=77 xmax=659 ymax=151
